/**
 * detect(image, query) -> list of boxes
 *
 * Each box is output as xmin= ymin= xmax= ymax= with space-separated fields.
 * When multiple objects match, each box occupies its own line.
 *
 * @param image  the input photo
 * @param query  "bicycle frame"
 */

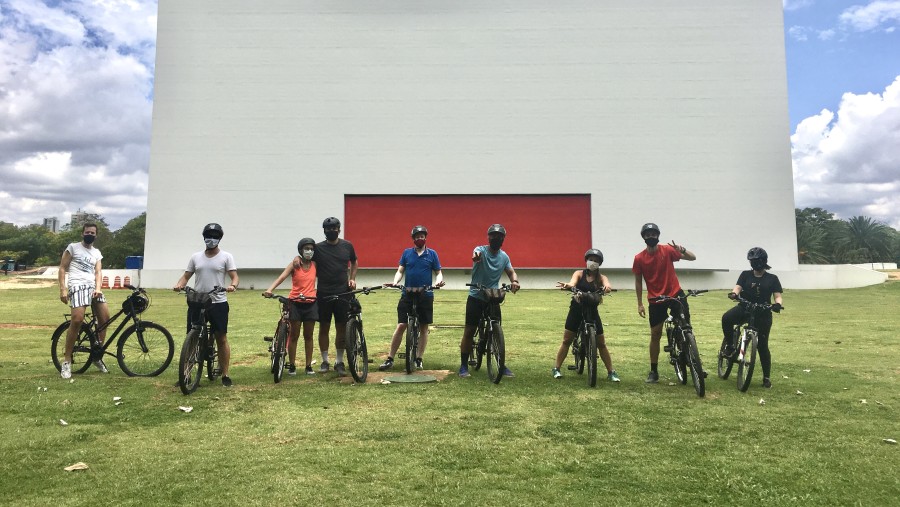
xmin=391 ymin=285 xmax=438 ymax=374
xmin=320 ymin=286 xmax=381 ymax=382
xmin=56 ymin=286 xmax=147 ymax=361
xmin=651 ymin=290 xmax=708 ymax=397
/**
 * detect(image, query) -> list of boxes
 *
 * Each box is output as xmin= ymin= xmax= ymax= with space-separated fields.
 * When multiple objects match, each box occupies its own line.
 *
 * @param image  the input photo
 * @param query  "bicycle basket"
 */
xmin=480 ymin=288 xmax=506 ymax=303
xmin=123 ymin=292 xmax=150 ymax=314
xmin=186 ymin=290 xmax=213 ymax=310
xmin=347 ymin=297 xmax=362 ymax=314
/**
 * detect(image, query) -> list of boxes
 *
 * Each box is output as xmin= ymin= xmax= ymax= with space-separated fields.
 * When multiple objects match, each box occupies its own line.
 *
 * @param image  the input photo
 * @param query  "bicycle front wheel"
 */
xmin=573 ymin=333 xmax=585 ymax=375
xmin=486 ymin=323 xmax=506 ymax=385
xmin=206 ymin=340 xmax=219 ymax=381
xmin=272 ymin=321 xmax=287 ymax=383
xmin=116 ymin=321 xmax=175 ymax=377
xmin=51 ymin=321 xmax=95 ymax=374
xmin=685 ymin=330 xmax=705 ymax=397
xmin=736 ymin=329 xmax=758 ymax=392
xmin=585 ymin=324 xmax=598 ymax=388
xmin=717 ymin=329 xmax=737 ymax=380
xmin=405 ymin=317 xmax=418 ymax=374
xmin=346 ymin=319 xmax=368 ymax=383
xmin=178 ymin=328 xmax=203 ymax=395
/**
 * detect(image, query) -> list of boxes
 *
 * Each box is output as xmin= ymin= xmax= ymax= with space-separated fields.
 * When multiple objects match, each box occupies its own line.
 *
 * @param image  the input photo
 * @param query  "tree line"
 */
xmin=0 ymin=213 xmax=146 ymax=270
xmin=1 ymin=208 xmax=897 ymax=269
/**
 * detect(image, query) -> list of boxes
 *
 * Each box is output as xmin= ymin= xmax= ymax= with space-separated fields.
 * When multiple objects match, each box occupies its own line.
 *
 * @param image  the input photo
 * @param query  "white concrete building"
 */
xmin=143 ymin=0 xmax=886 ymax=290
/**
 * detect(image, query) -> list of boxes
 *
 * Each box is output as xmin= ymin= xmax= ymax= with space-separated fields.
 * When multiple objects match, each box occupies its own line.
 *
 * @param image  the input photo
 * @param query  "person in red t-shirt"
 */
xmin=632 ymin=223 xmax=696 ymax=384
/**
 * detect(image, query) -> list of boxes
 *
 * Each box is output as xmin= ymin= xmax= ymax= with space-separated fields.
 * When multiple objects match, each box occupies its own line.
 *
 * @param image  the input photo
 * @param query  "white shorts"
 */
xmin=68 ymin=285 xmax=106 ymax=308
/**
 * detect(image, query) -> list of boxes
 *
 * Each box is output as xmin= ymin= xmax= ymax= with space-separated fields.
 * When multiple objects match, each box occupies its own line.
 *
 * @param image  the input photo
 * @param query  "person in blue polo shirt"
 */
xmin=379 ymin=225 xmax=445 ymax=371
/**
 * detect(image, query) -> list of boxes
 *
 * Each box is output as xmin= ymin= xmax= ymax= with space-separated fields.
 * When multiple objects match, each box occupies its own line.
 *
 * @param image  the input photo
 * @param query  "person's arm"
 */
xmin=773 ymin=291 xmax=783 ymax=307
xmin=348 ymin=259 xmax=358 ymax=290
xmin=600 ymin=274 xmax=612 ymax=294
xmin=668 ymin=240 xmax=696 ymax=261
xmin=391 ymin=265 xmax=406 ymax=286
xmin=226 ymin=270 xmax=239 ymax=292
xmin=635 ymin=272 xmax=645 ymax=318
xmin=556 ymin=270 xmax=582 ymax=290
xmin=93 ymin=259 xmax=104 ymax=299
xmin=173 ymin=271 xmax=193 ymax=291
xmin=58 ymin=249 xmax=72 ymax=303
xmin=433 ymin=268 xmax=445 ymax=287
xmin=263 ymin=262 xmax=294 ymax=296
xmin=505 ymin=266 xmax=520 ymax=293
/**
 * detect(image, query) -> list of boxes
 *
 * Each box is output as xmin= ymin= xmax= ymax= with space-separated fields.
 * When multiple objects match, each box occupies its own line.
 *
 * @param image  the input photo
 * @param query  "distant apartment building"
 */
xmin=42 ymin=217 xmax=59 ymax=233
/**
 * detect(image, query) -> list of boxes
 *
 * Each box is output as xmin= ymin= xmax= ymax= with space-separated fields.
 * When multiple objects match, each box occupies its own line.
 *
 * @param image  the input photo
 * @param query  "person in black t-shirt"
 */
xmin=722 ymin=247 xmax=784 ymax=388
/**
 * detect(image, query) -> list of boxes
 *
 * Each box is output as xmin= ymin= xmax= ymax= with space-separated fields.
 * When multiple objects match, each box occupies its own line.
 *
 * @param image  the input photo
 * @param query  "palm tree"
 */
xmin=836 ymin=216 xmax=894 ymax=263
xmin=796 ymin=224 xmax=831 ymax=264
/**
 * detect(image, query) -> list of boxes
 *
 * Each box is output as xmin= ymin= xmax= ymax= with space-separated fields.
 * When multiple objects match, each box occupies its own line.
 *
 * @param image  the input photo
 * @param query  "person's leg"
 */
xmin=757 ymin=312 xmax=774 ymax=384
xmin=459 ymin=296 xmax=481 ymax=375
xmin=416 ymin=298 xmax=433 ymax=362
xmin=64 ymin=305 xmax=87 ymax=363
xmin=417 ymin=322 xmax=429 ymax=359
xmin=721 ymin=306 xmax=744 ymax=351
xmin=92 ymin=299 xmax=110 ymax=344
xmin=215 ymin=332 xmax=231 ymax=377
xmin=303 ymin=321 xmax=316 ymax=369
xmin=287 ymin=319 xmax=302 ymax=367
xmin=389 ymin=324 xmax=405 ymax=358
xmin=555 ymin=329 xmax=576 ymax=370
xmin=317 ymin=299 xmax=333 ymax=367
xmin=598 ymin=334 xmax=615 ymax=373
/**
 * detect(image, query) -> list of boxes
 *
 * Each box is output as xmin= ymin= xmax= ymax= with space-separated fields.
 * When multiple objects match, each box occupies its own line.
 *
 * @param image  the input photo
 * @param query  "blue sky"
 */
xmin=0 ymin=0 xmax=898 ymax=230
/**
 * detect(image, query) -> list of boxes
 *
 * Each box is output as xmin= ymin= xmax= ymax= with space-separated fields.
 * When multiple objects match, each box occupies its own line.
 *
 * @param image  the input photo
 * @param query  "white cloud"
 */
xmin=839 ymin=0 xmax=900 ymax=32
xmin=784 ymin=0 xmax=815 ymax=11
xmin=792 ymin=76 xmax=900 ymax=229
xmin=817 ymin=28 xmax=836 ymax=40
xmin=788 ymin=25 xmax=810 ymax=41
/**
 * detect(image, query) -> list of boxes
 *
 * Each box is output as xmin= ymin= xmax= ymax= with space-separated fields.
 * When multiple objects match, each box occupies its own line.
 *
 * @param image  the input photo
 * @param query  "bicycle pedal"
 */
xmin=567 ymin=365 xmax=577 ymax=371
xmin=263 ymin=336 xmax=273 ymax=342
xmin=663 ymin=345 xmax=673 ymax=352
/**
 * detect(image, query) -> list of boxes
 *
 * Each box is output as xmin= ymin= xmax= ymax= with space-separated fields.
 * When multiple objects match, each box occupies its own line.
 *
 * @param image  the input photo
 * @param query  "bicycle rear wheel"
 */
xmin=272 ymin=321 xmax=287 ymax=383
xmin=206 ymin=339 xmax=219 ymax=381
xmin=717 ymin=329 xmax=737 ymax=380
xmin=51 ymin=321 xmax=95 ymax=374
xmin=346 ymin=319 xmax=368 ymax=383
xmin=585 ymin=324 xmax=598 ymax=388
xmin=178 ymin=328 xmax=203 ymax=395
xmin=685 ymin=330 xmax=705 ymax=397
xmin=405 ymin=317 xmax=418 ymax=374
xmin=669 ymin=327 xmax=687 ymax=385
xmin=117 ymin=321 xmax=175 ymax=377
xmin=473 ymin=321 xmax=486 ymax=370
xmin=736 ymin=329 xmax=758 ymax=392
xmin=486 ymin=323 xmax=506 ymax=384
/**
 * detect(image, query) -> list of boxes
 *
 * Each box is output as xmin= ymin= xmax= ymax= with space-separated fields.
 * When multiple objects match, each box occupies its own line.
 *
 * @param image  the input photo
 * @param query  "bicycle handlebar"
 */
xmin=179 ymin=286 xmax=227 ymax=296
xmin=731 ymin=294 xmax=782 ymax=313
xmin=262 ymin=293 xmax=309 ymax=304
xmin=466 ymin=283 xmax=513 ymax=292
xmin=319 ymin=286 xmax=381 ymax=302
xmin=648 ymin=289 xmax=707 ymax=303
xmin=384 ymin=284 xmax=441 ymax=293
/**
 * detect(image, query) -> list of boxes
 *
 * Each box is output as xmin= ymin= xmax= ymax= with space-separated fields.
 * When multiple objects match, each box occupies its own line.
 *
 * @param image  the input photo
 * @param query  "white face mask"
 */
xmin=586 ymin=260 xmax=600 ymax=271
xmin=204 ymin=238 xmax=220 ymax=249
xmin=302 ymin=249 xmax=314 ymax=260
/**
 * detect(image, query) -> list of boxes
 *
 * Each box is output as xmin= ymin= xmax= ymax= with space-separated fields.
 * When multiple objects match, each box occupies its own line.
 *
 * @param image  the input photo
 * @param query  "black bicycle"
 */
xmin=563 ymin=287 xmax=613 ymax=388
xmin=262 ymin=293 xmax=306 ymax=383
xmin=51 ymin=285 xmax=174 ymax=377
xmin=718 ymin=295 xmax=781 ymax=392
xmin=650 ymin=290 xmax=708 ymax=397
xmin=389 ymin=285 xmax=439 ymax=374
xmin=177 ymin=286 xmax=226 ymax=394
xmin=466 ymin=283 xmax=512 ymax=384
xmin=320 ymin=286 xmax=380 ymax=383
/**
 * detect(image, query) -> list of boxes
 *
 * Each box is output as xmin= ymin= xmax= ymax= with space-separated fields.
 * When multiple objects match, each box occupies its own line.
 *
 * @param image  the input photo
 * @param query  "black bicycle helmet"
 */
xmin=297 ymin=237 xmax=316 ymax=254
xmin=322 ymin=217 xmax=341 ymax=229
xmin=584 ymin=248 xmax=604 ymax=265
xmin=411 ymin=225 xmax=428 ymax=237
xmin=640 ymin=222 xmax=660 ymax=238
xmin=747 ymin=247 xmax=771 ymax=269
xmin=487 ymin=224 xmax=506 ymax=236
xmin=202 ymin=223 xmax=223 ymax=239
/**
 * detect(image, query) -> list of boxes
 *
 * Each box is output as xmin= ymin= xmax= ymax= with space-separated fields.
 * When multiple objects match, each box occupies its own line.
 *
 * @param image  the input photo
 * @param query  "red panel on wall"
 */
xmin=344 ymin=195 xmax=591 ymax=268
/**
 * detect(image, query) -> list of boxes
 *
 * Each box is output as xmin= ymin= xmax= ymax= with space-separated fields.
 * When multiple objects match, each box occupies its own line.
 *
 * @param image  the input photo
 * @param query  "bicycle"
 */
xmin=177 ymin=286 xmax=226 ymax=395
xmin=563 ymin=287 xmax=613 ymax=388
xmin=262 ymin=293 xmax=307 ymax=383
xmin=718 ymin=295 xmax=781 ymax=392
xmin=388 ymin=284 xmax=439 ymax=374
xmin=51 ymin=285 xmax=174 ymax=377
xmin=650 ymin=290 xmax=708 ymax=397
xmin=465 ymin=283 xmax=513 ymax=384
xmin=320 ymin=286 xmax=380 ymax=383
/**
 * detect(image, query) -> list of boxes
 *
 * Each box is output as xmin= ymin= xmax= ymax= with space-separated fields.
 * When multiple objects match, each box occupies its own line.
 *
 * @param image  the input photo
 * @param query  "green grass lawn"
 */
xmin=1 ymin=283 xmax=897 ymax=505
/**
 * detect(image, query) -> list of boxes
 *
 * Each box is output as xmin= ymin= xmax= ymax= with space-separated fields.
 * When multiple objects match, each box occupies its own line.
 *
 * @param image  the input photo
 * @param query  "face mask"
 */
xmin=302 ymin=249 xmax=314 ymax=260
xmin=750 ymin=260 xmax=766 ymax=271
xmin=586 ymin=260 xmax=600 ymax=271
xmin=414 ymin=238 xmax=426 ymax=248
xmin=644 ymin=237 xmax=659 ymax=247
xmin=324 ymin=230 xmax=339 ymax=241
xmin=489 ymin=237 xmax=504 ymax=250
xmin=204 ymin=238 xmax=220 ymax=249
xmin=82 ymin=235 xmax=96 ymax=245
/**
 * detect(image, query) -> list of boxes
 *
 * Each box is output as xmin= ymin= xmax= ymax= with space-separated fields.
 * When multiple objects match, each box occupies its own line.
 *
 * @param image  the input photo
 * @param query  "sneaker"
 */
xmin=608 ymin=370 xmax=621 ymax=382
xmin=319 ymin=361 xmax=330 ymax=373
xmin=502 ymin=367 xmax=515 ymax=377
xmin=458 ymin=365 xmax=471 ymax=378
xmin=552 ymin=367 xmax=563 ymax=379
xmin=378 ymin=358 xmax=394 ymax=371
xmin=287 ymin=364 xmax=297 ymax=375
xmin=60 ymin=361 xmax=72 ymax=379
xmin=305 ymin=365 xmax=315 ymax=375
xmin=645 ymin=371 xmax=659 ymax=383
xmin=92 ymin=358 xmax=109 ymax=373
xmin=415 ymin=358 xmax=423 ymax=370
xmin=222 ymin=376 xmax=233 ymax=387
xmin=763 ymin=378 xmax=772 ymax=388
xmin=334 ymin=362 xmax=347 ymax=376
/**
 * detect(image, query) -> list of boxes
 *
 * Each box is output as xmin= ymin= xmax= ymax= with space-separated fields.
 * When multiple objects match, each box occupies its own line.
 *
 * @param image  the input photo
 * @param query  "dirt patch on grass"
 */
xmin=0 ymin=323 xmax=54 ymax=329
xmin=0 ymin=277 xmax=56 ymax=289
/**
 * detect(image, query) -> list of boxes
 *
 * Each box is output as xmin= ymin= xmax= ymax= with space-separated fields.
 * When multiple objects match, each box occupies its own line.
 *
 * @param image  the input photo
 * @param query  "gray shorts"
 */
xmin=68 ymin=285 xmax=106 ymax=308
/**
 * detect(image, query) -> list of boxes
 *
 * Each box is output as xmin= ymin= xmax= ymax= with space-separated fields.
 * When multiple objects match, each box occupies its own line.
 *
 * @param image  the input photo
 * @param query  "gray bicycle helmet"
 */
xmin=487 ymin=224 xmax=506 ymax=236
xmin=202 ymin=223 xmax=223 ymax=239
xmin=640 ymin=222 xmax=660 ymax=238
xmin=297 ymin=237 xmax=316 ymax=254
xmin=322 ymin=217 xmax=341 ymax=229
xmin=411 ymin=225 xmax=428 ymax=237
xmin=584 ymin=248 xmax=604 ymax=265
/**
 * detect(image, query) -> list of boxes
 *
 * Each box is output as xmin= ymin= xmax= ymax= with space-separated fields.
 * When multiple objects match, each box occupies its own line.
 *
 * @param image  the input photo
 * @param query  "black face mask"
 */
xmin=83 ymin=235 xmax=96 ymax=245
xmin=324 ymin=230 xmax=339 ymax=241
xmin=489 ymin=237 xmax=504 ymax=250
xmin=644 ymin=237 xmax=659 ymax=247
xmin=750 ymin=259 xmax=767 ymax=271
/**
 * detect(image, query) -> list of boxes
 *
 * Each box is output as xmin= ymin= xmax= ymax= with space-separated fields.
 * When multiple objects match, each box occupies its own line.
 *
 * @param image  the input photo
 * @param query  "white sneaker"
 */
xmin=93 ymin=359 xmax=109 ymax=373
xmin=60 ymin=361 xmax=72 ymax=379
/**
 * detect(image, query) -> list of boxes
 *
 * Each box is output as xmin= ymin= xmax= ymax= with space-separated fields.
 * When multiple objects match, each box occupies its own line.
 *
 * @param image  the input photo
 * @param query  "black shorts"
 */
xmin=648 ymin=291 xmax=690 ymax=328
xmin=564 ymin=301 xmax=605 ymax=336
xmin=465 ymin=296 xmax=501 ymax=327
xmin=317 ymin=295 xmax=350 ymax=325
xmin=290 ymin=300 xmax=319 ymax=322
xmin=187 ymin=301 xmax=229 ymax=334
xmin=397 ymin=294 xmax=434 ymax=324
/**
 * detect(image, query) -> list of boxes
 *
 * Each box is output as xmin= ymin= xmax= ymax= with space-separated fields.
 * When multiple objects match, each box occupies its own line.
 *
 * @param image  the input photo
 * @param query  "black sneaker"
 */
xmin=763 ymin=378 xmax=772 ymax=388
xmin=645 ymin=371 xmax=659 ymax=383
xmin=222 ymin=376 xmax=233 ymax=387
xmin=287 ymin=364 xmax=297 ymax=375
xmin=378 ymin=358 xmax=394 ymax=371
